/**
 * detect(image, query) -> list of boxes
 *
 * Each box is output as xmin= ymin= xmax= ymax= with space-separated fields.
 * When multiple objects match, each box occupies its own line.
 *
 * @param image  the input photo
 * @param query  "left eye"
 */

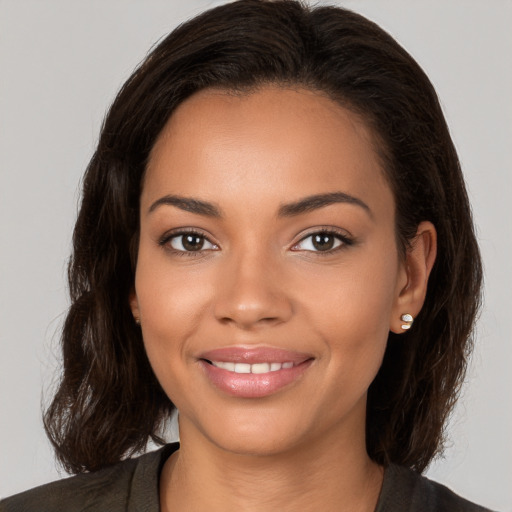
xmin=169 ymin=233 xmax=216 ymax=252
xmin=293 ymin=232 xmax=345 ymax=252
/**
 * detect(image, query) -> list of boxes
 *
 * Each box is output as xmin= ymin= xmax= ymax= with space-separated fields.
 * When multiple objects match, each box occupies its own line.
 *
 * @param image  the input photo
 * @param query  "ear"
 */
xmin=129 ymin=289 xmax=141 ymax=324
xmin=390 ymin=221 xmax=437 ymax=334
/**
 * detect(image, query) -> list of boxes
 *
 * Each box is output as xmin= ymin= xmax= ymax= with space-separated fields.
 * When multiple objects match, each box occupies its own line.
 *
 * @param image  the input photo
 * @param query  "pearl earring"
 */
xmin=400 ymin=314 xmax=414 ymax=330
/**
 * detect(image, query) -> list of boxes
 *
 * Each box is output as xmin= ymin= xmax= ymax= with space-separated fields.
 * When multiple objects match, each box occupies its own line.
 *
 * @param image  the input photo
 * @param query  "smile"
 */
xmin=198 ymin=346 xmax=314 ymax=398
xmin=208 ymin=361 xmax=295 ymax=373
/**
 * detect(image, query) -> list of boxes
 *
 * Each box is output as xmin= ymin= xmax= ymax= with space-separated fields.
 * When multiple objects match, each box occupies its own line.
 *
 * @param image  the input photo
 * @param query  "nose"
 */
xmin=213 ymin=249 xmax=293 ymax=330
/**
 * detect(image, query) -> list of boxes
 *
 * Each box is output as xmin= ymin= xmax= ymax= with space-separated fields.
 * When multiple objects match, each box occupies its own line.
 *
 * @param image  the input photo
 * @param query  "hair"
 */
xmin=44 ymin=0 xmax=482 ymax=474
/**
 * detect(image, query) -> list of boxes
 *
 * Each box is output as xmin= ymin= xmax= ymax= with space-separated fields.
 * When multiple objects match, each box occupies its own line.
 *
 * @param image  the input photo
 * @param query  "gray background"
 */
xmin=1 ymin=1 xmax=510 ymax=509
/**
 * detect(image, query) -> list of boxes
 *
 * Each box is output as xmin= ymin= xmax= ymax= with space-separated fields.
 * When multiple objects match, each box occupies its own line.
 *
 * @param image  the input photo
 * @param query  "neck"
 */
xmin=160 ymin=417 xmax=384 ymax=512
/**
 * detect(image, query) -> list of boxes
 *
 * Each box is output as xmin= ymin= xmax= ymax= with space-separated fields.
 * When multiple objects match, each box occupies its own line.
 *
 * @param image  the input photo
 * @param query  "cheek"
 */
xmin=133 ymin=250 xmax=214 ymax=390
xmin=303 ymin=247 xmax=399 ymax=380
xmin=135 ymin=248 xmax=212 ymax=333
xmin=307 ymin=253 xmax=398 ymax=334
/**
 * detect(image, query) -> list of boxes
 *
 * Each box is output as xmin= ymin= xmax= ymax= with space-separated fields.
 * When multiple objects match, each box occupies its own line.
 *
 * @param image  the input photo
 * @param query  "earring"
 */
xmin=400 ymin=314 xmax=414 ymax=330
xmin=134 ymin=316 xmax=141 ymax=325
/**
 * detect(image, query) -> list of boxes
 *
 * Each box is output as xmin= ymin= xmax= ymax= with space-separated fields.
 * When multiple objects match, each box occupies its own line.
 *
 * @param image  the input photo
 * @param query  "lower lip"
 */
xmin=200 ymin=360 xmax=313 ymax=398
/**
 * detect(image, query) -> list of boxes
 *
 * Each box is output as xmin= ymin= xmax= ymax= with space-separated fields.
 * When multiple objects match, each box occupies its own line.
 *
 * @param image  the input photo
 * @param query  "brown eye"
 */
xmin=183 ymin=234 xmax=204 ymax=251
xmin=312 ymin=233 xmax=335 ymax=251
xmin=293 ymin=230 xmax=349 ymax=253
xmin=169 ymin=233 xmax=215 ymax=252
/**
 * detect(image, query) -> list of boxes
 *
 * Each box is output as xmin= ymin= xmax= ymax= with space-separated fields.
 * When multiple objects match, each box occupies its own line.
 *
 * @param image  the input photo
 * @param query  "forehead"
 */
xmin=142 ymin=86 xmax=392 ymax=216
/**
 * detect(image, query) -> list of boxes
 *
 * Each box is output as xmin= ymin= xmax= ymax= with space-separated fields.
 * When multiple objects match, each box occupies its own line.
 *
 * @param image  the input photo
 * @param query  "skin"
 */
xmin=130 ymin=86 xmax=436 ymax=512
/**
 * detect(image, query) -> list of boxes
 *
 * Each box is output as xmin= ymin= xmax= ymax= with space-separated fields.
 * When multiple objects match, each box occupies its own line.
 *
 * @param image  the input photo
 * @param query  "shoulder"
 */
xmin=377 ymin=464 xmax=495 ymax=512
xmin=0 ymin=444 xmax=177 ymax=512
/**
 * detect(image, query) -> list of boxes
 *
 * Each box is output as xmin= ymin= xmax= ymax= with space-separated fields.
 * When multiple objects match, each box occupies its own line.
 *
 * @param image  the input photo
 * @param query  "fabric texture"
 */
xmin=1 ymin=443 xmax=494 ymax=511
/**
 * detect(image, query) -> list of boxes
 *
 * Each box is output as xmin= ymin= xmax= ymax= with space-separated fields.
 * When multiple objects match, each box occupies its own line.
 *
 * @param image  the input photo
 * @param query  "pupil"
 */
xmin=313 ymin=234 xmax=334 ymax=251
xmin=183 ymin=235 xmax=203 ymax=251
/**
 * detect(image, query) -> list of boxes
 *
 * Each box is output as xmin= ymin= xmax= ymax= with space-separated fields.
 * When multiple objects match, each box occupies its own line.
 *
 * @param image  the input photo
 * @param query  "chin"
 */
xmin=181 ymin=404 xmax=314 ymax=458
xmin=209 ymin=429 xmax=303 ymax=458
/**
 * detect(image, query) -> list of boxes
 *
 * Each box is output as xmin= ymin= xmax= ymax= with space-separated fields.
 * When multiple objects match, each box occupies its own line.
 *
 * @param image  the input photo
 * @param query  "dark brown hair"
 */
xmin=44 ymin=0 xmax=482 ymax=474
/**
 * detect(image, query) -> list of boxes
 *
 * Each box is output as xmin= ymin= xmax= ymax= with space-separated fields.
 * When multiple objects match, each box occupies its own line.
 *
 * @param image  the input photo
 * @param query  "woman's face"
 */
xmin=132 ymin=86 xmax=410 ymax=456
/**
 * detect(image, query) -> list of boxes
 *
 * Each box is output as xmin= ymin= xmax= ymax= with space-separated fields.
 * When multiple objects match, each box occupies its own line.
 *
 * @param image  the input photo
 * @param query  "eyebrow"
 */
xmin=148 ymin=191 xmax=371 ymax=218
xmin=148 ymin=195 xmax=222 ymax=217
xmin=278 ymin=192 xmax=372 ymax=218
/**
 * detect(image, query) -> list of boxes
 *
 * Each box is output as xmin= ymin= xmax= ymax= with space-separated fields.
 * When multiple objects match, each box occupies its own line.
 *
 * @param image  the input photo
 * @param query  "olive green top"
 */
xmin=1 ymin=443 xmax=494 ymax=511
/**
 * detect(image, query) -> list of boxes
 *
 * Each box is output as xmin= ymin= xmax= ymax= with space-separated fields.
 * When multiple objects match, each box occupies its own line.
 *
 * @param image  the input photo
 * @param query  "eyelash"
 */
xmin=158 ymin=228 xmax=353 ymax=257
xmin=159 ymin=228 xmax=217 ymax=257
xmin=291 ymin=228 xmax=354 ymax=256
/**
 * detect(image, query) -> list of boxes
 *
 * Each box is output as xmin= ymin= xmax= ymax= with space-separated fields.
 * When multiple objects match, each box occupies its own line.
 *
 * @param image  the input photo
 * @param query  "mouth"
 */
xmin=204 ymin=360 xmax=298 ymax=373
xmin=198 ymin=347 xmax=314 ymax=398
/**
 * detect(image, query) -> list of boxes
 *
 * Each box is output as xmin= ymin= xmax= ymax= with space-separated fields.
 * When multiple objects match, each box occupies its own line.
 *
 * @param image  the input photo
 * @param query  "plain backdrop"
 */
xmin=1 ymin=0 xmax=511 ymax=509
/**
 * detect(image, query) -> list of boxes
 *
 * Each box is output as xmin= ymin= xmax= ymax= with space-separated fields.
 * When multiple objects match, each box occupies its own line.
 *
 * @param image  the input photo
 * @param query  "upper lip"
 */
xmin=199 ymin=346 xmax=314 ymax=364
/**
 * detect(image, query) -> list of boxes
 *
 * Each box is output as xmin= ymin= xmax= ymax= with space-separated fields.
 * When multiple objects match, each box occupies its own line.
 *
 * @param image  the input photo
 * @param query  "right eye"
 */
xmin=167 ymin=232 xmax=217 ymax=252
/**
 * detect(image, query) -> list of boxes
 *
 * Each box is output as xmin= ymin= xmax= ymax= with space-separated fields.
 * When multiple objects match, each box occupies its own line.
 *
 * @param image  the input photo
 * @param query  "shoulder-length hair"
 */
xmin=45 ymin=0 xmax=482 ymax=474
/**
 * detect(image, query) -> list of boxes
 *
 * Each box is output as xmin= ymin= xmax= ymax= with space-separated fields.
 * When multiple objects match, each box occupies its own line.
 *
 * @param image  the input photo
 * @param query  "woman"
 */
xmin=1 ymin=1 xmax=494 ymax=510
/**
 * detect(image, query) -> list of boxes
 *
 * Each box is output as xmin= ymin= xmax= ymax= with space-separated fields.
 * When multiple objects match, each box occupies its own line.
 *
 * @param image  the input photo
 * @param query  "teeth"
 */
xmin=213 ymin=361 xmax=235 ymax=371
xmin=234 ymin=363 xmax=251 ymax=373
xmin=211 ymin=361 xmax=295 ymax=373
xmin=251 ymin=363 xmax=270 ymax=374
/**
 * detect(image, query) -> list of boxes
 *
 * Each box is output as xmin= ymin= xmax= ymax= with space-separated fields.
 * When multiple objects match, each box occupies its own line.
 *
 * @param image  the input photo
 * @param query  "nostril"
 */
xmin=213 ymin=285 xmax=294 ymax=329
